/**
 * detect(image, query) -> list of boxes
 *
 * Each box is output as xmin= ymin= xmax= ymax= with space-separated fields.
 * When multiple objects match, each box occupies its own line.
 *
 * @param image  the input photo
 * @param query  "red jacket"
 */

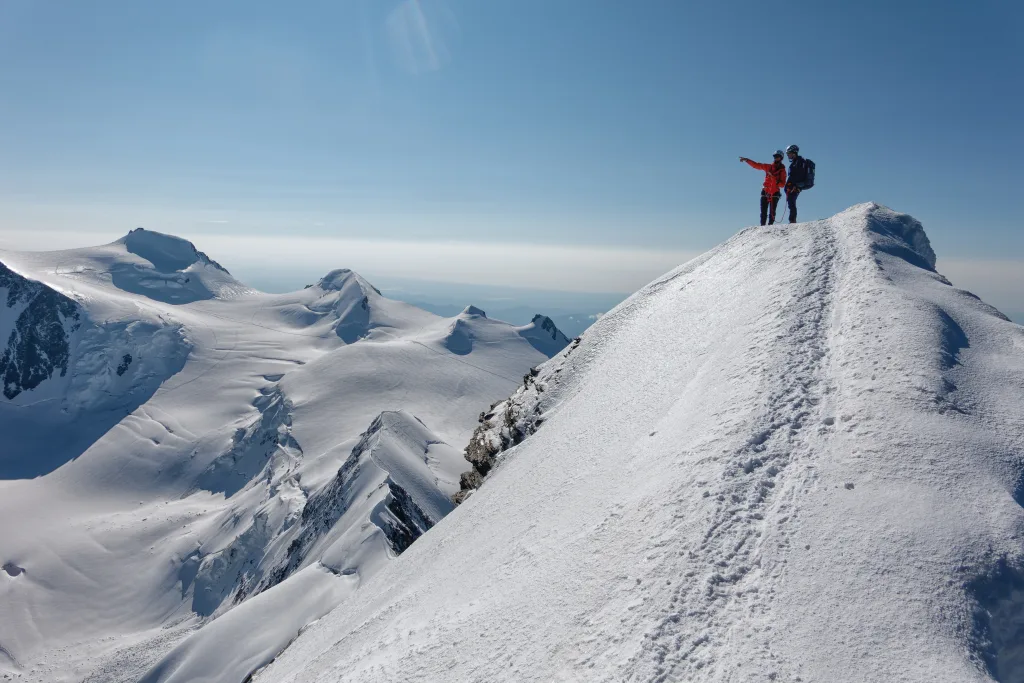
xmin=744 ymin=159 xmax=787 ymax=195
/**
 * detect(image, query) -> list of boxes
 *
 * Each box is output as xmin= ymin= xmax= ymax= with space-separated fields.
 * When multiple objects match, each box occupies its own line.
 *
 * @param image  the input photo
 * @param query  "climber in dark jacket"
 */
xmin=784 ymin=144 xmax=810 ymax=223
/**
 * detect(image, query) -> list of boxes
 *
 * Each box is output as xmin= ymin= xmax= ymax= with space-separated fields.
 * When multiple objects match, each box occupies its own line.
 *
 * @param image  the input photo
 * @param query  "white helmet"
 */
xmin=773 ymin=150 xmax=784 ymax=158
xmin=785 ymin=144 xmax=799 ymax=154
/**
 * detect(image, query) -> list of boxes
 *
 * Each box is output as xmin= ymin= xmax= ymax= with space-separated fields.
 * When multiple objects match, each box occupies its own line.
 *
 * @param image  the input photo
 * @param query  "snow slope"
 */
xmin=254 ymin=204 xmax=1024 ymax=683
xmin=0 ymin=230 xmax=567 ymax=682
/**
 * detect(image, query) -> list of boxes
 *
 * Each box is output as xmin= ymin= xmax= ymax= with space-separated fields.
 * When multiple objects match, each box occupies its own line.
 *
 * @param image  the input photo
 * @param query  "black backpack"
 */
xmin=803 ymin=158 xmax=816 ymax=190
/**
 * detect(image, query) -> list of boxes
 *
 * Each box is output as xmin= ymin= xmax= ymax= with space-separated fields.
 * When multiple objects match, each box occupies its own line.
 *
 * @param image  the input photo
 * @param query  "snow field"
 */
xmin=0 ymin=231 xmax=567 ymax=682
xmin=253 ymin=204 xmax=1024 ymax=683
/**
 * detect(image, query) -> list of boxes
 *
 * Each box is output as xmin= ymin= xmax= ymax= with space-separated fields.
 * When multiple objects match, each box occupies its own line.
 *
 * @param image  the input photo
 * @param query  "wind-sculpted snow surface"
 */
xmin=112 ymin=228 xmax=243 ymax=304
xmin=121 ymin=228 xmax=228 ymax=275
xmin=0 ymin=231 xmax=563 ymax=682
xmin=63 ymin=320 xmax=190 ymax=414
xmin=255 ymin=204 xmax=1024 ymax=683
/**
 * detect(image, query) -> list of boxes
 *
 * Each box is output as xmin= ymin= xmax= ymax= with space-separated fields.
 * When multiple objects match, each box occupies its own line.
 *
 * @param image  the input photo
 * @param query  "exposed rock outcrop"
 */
xmin=454 ymin=336 xmax=582 ymax=503
xmin=1 ymin=261 xmax=82 ymax=400
xmin=516 ymin=314 xmax=572 ymax=357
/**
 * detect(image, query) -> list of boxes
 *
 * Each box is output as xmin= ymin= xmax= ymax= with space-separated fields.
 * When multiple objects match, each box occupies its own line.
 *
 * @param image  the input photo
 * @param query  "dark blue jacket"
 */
xmin=788 ymin=156 xmax=809 ymax=190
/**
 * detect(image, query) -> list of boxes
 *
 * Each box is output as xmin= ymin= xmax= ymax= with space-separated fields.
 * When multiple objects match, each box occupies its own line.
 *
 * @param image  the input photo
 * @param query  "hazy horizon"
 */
xmin=1 ymin=220 xmax=1020 ymax=328
xmin=0 ymin=0 xmax=1020 ymax=320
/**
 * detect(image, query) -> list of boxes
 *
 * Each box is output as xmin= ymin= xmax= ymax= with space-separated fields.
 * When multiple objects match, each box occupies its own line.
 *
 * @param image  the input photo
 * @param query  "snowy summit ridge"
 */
xmin=254 ymin=203 xmax=1024 ymax=683
xmin=314 ymin=268 xmax=381 ymax=294
xmin=119 ymin=227 xmax=229 ymax=274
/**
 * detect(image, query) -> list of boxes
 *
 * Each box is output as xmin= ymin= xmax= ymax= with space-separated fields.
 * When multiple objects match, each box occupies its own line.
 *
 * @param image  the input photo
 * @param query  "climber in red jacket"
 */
xmin=739 ymin=151 xmax=787 ymax=226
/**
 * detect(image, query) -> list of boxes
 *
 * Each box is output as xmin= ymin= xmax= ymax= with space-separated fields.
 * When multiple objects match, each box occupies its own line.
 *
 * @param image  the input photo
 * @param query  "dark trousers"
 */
xmin=786 ymin=190 xmax=799 ymax=223
xmin=760 ymin=190 xmax=780 ymax=225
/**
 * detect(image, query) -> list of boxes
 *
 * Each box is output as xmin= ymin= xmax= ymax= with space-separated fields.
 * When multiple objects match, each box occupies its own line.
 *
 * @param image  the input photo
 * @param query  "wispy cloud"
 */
xmin=386 ymin=0 xmax=458 ymax=74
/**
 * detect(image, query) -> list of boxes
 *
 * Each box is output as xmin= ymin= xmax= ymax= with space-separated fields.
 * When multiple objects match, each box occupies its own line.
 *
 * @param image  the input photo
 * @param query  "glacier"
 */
xmin=0 ymin=229 xmax=568 ymax=682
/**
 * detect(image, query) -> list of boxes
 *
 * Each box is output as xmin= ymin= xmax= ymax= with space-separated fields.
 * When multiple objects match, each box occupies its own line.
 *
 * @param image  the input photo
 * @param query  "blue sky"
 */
xmin=0 ymin=0 xmax=1021 ymax=315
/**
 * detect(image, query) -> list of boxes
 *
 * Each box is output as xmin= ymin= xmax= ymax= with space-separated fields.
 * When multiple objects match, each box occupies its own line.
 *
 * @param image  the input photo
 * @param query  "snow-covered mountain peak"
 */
xmin=0 ymin=227 xmax=250 ymax=307
xmin=346 ymin=409 xmax=461 ymax=526
xmin=529 ymin=312 xmax=562 ymax=333
xmin=118 ymin=227 xmax=229 ymax=274
xmin=255 ymin=204 xmax=1024 ymax=683
xmin=314 ymin=268 xmax=382 ymax=296
xmin=428 ymin=306 xmax=570 ymax=360
xmin=514 ymin=312 xmax=572 ymax=357
xmin=851 ymin=201 xmax=937 ymax=270
xmin=106 ymin=227 xmax=252 ymax=303
xmin=285 ymin=269 xmax=391 ymax=343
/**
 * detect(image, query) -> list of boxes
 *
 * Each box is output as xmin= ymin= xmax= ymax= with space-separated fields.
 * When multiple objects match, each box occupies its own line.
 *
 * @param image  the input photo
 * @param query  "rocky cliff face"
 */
xmin=0 ymin=261 xmax=82 ymax=400
xmin=455 ymin=336 xmax=582 ymax=502
xmin=532 ymin=314 xmax=568 ymax=343
xmin=267 ymin=411 xmax=454 ymax=586
xmin=516 ymin=314 xmax=573 ymax=357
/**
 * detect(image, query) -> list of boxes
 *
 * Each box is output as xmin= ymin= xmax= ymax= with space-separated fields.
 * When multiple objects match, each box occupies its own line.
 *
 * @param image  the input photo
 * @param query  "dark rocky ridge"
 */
xmin=532 ymin=314 xmax=568 ymax=343
xmin=454 ymin=336 xmax=583 ymax=503
xmin=233 ymin=412 xmax=443 ymax=606
xmin=0 ymin=261 xmax=81 ymax=399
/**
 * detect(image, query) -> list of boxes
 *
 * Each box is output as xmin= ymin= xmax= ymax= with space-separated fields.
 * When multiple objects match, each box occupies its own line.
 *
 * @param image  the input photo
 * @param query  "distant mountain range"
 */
xmin=0 ymin=228 xmax=568 ymax=682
